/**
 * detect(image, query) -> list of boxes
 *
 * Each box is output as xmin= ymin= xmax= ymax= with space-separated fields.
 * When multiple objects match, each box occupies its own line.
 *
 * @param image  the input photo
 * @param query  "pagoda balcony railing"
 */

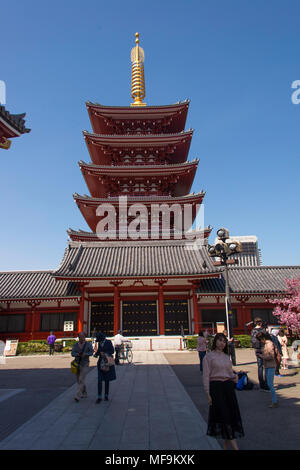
xmin=94 ymin=228 xmax=209 ymax=240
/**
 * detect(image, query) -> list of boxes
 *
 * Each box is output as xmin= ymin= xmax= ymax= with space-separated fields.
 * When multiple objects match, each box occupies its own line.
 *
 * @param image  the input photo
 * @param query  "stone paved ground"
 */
xmin=164 ymin=348 xmax=300 ymax=450
xmin=0 ymin=354 xmax=88 ymax=441
xmin=0 ymin=352 xmax=219 ymax=450
xmin=0 ymin=349 xmax=299 ymax=450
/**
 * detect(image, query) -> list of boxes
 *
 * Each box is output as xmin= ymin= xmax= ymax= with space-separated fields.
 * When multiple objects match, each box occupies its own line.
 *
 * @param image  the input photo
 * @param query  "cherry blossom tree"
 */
xmin=270 ymin=277 xmax=300 ymax=334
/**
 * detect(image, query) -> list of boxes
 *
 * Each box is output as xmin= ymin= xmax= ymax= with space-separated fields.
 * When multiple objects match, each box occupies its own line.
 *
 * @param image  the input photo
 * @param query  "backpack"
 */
xmin=236 ymin=372 xmax=254 ymax=391
xmin=251 ymin=327 xmax=265 ymax=350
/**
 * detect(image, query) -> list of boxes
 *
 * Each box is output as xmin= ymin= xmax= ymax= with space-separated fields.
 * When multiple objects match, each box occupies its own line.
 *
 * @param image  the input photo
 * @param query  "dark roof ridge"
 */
xmin=229 ymin=265 xmax=300 ymax=270
xmin=85 ymin=100 xmax=190 ymax=109
xmin=0 ymin=269 xmax=54 ymax=274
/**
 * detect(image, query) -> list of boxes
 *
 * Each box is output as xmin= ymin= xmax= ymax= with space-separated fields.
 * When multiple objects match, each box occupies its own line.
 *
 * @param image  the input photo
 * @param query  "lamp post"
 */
xmin=207 ymin=228 xmax=242 ymax=366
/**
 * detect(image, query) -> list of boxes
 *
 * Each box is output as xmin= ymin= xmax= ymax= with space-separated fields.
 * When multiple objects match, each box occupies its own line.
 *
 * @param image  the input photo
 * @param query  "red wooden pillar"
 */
xmin=113 ymin=285 xmax=120 ymax=335
xmin=31 ymin=308 xmax=35 ymax=340
xmin=28 ymin=301 xmax=41 ymax=340
xmin=25 ymin=311 xmax=32 ymax=340
xmin=158 ymin=282 xmax=165 ymax=335
xmin=78 ymin=287 xmax=85 ymax=333
xmin=192 ymin=284 xmax=199 ymax=334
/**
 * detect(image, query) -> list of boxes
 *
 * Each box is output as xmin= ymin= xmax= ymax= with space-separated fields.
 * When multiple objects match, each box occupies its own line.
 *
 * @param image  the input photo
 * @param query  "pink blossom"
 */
xmin=269 ymin=276 xmax=300 ymax=331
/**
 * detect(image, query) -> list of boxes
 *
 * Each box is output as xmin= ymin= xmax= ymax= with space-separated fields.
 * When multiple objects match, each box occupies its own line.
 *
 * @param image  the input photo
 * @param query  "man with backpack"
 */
xmin=251 ymin=318 xmax=269 ymax=390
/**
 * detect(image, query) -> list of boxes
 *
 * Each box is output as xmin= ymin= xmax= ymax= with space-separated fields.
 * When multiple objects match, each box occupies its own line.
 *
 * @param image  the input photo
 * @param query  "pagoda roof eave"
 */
xmin=0 ymin=105 xmax=31 ymax=138
xmin=84 ymin=130 xmax=193 ymax=165
xmin=78 ymin=159 xmax=199 ymax=176
xmin=74 ymin=192 xmax=205 ymax=232
xmin=73 ymin=191 xmax=205 ymax=206
xmin=83 ymin=129 xmax=193 ymax=145
xmin=79 ymin=160 xmax=198 ymax=198
xmin=52 ymin=239 xmax=222 ymax=280
xmin=67 ymin=226 xmax=212 ymax=242
xmin=86 ymin=101 xmax=190 ymax=135
xmin=86 ymin=100 xmax=190 ymax=116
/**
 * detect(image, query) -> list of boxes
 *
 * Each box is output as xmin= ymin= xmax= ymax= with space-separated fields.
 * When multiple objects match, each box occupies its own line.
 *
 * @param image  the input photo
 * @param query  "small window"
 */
xmin=0 ymin=314 xmax=26 ymax=333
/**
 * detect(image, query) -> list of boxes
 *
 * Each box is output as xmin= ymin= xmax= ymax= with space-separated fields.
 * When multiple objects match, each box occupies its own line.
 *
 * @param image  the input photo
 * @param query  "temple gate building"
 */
xmin=0 ymin=34 xmax=299 ymax=342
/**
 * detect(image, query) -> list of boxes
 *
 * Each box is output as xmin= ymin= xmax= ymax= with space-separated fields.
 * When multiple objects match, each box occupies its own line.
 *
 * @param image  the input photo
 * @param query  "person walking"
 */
xmin=278 ymin=329 xmax=289 ymax=370
xmin=95 ymin=332 xmax=116 ymax=403
xmin=113 ymin=330 xmax=125 ymax=365
xmin=269 ymin=329 xmax=283 ymax=376
xmin=71 ymin=332 xmax=94 ymax=402
xmin=256 ymin=332 xmax=278 ymax=408
xmin=203 ymin=333 xmax=244 ymax=450
xmin=251 ymin=318 xmax=269 ymax=390
xmin=47 ymin=331 xmax=56 ymax=356
xmin=197 ymin=331 xmax=207 ymax=372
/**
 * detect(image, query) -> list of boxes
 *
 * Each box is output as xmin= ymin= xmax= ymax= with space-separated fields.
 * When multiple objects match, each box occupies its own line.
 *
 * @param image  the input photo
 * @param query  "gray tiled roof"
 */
xmin=53 ymin=241 xmax=221 ymax=279
xmin=197 ymin=266 xmax=300 ymax=294
xmin=0 ymin=271 xmax=80 ymax=301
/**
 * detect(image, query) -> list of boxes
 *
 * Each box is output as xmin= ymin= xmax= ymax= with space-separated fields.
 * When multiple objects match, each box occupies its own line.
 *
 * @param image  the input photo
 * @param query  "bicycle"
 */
xmin=119 ymin=341 xmax=133 ymax=364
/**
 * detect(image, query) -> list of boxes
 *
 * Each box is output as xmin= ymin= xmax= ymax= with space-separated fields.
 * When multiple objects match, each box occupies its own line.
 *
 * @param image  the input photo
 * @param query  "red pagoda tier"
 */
xmin=73 ymin=192 xmax=207 ymax=235
xmin=79 ymin=160 xmax=198 ymax=198
xmin=72 ymin=47 xmax=206 ymax=243
xmin=86 ymin=101 xmax=189 ymax=135
xmin=83 ymin=130 xmax=193 ymax=166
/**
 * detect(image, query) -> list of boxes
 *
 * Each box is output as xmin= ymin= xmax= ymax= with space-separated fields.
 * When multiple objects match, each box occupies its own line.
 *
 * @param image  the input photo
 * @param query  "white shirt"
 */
xmin=114 ymin=334 xmax=125 ymax=346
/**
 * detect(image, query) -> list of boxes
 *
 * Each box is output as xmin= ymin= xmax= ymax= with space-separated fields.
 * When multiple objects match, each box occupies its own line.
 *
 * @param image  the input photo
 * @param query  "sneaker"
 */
xmin=260 ymin=388 xmax=269 ymax=392
xmin=269 ymin=402 xmax=279 ymax=408
xmin=104 ymin=396 xmax=109 ymax=401
xmin=95 ymin=398 xmax=102 ymax=404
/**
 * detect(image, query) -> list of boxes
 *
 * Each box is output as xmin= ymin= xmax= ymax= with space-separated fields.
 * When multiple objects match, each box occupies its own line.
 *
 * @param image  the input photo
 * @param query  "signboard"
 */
xmin=64 ymin=321 xmax=74 ymax=332
xmin=4 ymin=339 xmax=19 ymax=356
xmin=216 ymin=322 xmax=225 ymax=333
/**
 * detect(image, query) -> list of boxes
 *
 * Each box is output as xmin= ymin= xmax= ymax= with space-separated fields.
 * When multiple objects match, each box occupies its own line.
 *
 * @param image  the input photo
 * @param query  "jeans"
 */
xmin=265 ymin=368 xmax=277 ymax=404
xmin=49 ymin=344 xmax=54 ymax=355
xmin=256 ymin=353 xmax=268 ymax=389
xmin=198 ymin=351 xmax=206 ymax=372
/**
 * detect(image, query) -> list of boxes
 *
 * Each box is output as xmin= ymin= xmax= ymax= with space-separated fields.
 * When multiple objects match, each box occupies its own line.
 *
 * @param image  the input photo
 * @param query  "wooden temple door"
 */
xmin=164 ymin=300 xmax=189 ymax=335
xmin=90 ymin=302 xmax=114 ymax=337
xmin=122 ymin=300 xmax=157 ymax=336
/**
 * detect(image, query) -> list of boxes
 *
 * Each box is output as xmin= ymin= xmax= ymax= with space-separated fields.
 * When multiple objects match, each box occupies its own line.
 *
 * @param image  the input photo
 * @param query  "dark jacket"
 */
xmin=270 ymin=335 xmax=282 ymax=355
xmin=95 ymin=338 xmax=116 ymax=382
xmin=251 ymin=326 xmax=266 ymax=351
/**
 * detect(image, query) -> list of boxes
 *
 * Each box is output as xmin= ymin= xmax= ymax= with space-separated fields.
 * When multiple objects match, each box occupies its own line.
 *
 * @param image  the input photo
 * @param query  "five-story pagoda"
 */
xmin=54 ymin=33 xmax=220 ymax=337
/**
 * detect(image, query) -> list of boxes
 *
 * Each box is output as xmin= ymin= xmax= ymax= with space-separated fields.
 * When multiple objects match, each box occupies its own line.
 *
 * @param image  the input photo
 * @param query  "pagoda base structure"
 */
xmin=0 ymin=248 xmax=299 ymax=343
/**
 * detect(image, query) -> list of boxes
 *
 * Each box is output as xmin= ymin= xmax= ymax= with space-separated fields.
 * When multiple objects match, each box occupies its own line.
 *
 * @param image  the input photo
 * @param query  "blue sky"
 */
xmin=1 ymin=0 xmax=299 ymax=270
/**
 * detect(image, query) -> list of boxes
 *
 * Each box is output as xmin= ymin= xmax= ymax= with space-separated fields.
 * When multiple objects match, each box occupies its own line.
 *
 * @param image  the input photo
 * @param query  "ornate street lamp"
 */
xmin=207 ymin=228 xmax=242 ymax=365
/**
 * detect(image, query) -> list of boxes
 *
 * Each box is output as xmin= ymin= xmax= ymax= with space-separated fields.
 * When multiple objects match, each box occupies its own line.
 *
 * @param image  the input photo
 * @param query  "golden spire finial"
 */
xmin=130 ymin=32 xmax=146 ymax=106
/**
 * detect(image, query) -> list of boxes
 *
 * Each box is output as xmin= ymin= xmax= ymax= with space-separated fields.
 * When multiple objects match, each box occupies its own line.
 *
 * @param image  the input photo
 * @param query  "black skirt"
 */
xmin=207 ymin=380 xmax=244 ymax=440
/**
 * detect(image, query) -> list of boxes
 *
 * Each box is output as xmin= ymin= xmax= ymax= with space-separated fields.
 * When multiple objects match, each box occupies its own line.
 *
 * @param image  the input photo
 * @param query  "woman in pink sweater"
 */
xmin=203 ymin=333 xmax=244 ymax=450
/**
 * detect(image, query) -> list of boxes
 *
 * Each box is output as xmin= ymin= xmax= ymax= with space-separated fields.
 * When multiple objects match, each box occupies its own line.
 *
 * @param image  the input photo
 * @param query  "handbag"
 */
xmin=106 ymin=354 xmax=115 ymax=366
xmin=100 ymin=355 xmax=110 ymax=372
xmin=71 ymin=359 xmax=80 ymax=375
xmin=71 ymin=342 xmax=87 ymax=375
xmin=98 ymin=340 xmax=114 ymax=371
